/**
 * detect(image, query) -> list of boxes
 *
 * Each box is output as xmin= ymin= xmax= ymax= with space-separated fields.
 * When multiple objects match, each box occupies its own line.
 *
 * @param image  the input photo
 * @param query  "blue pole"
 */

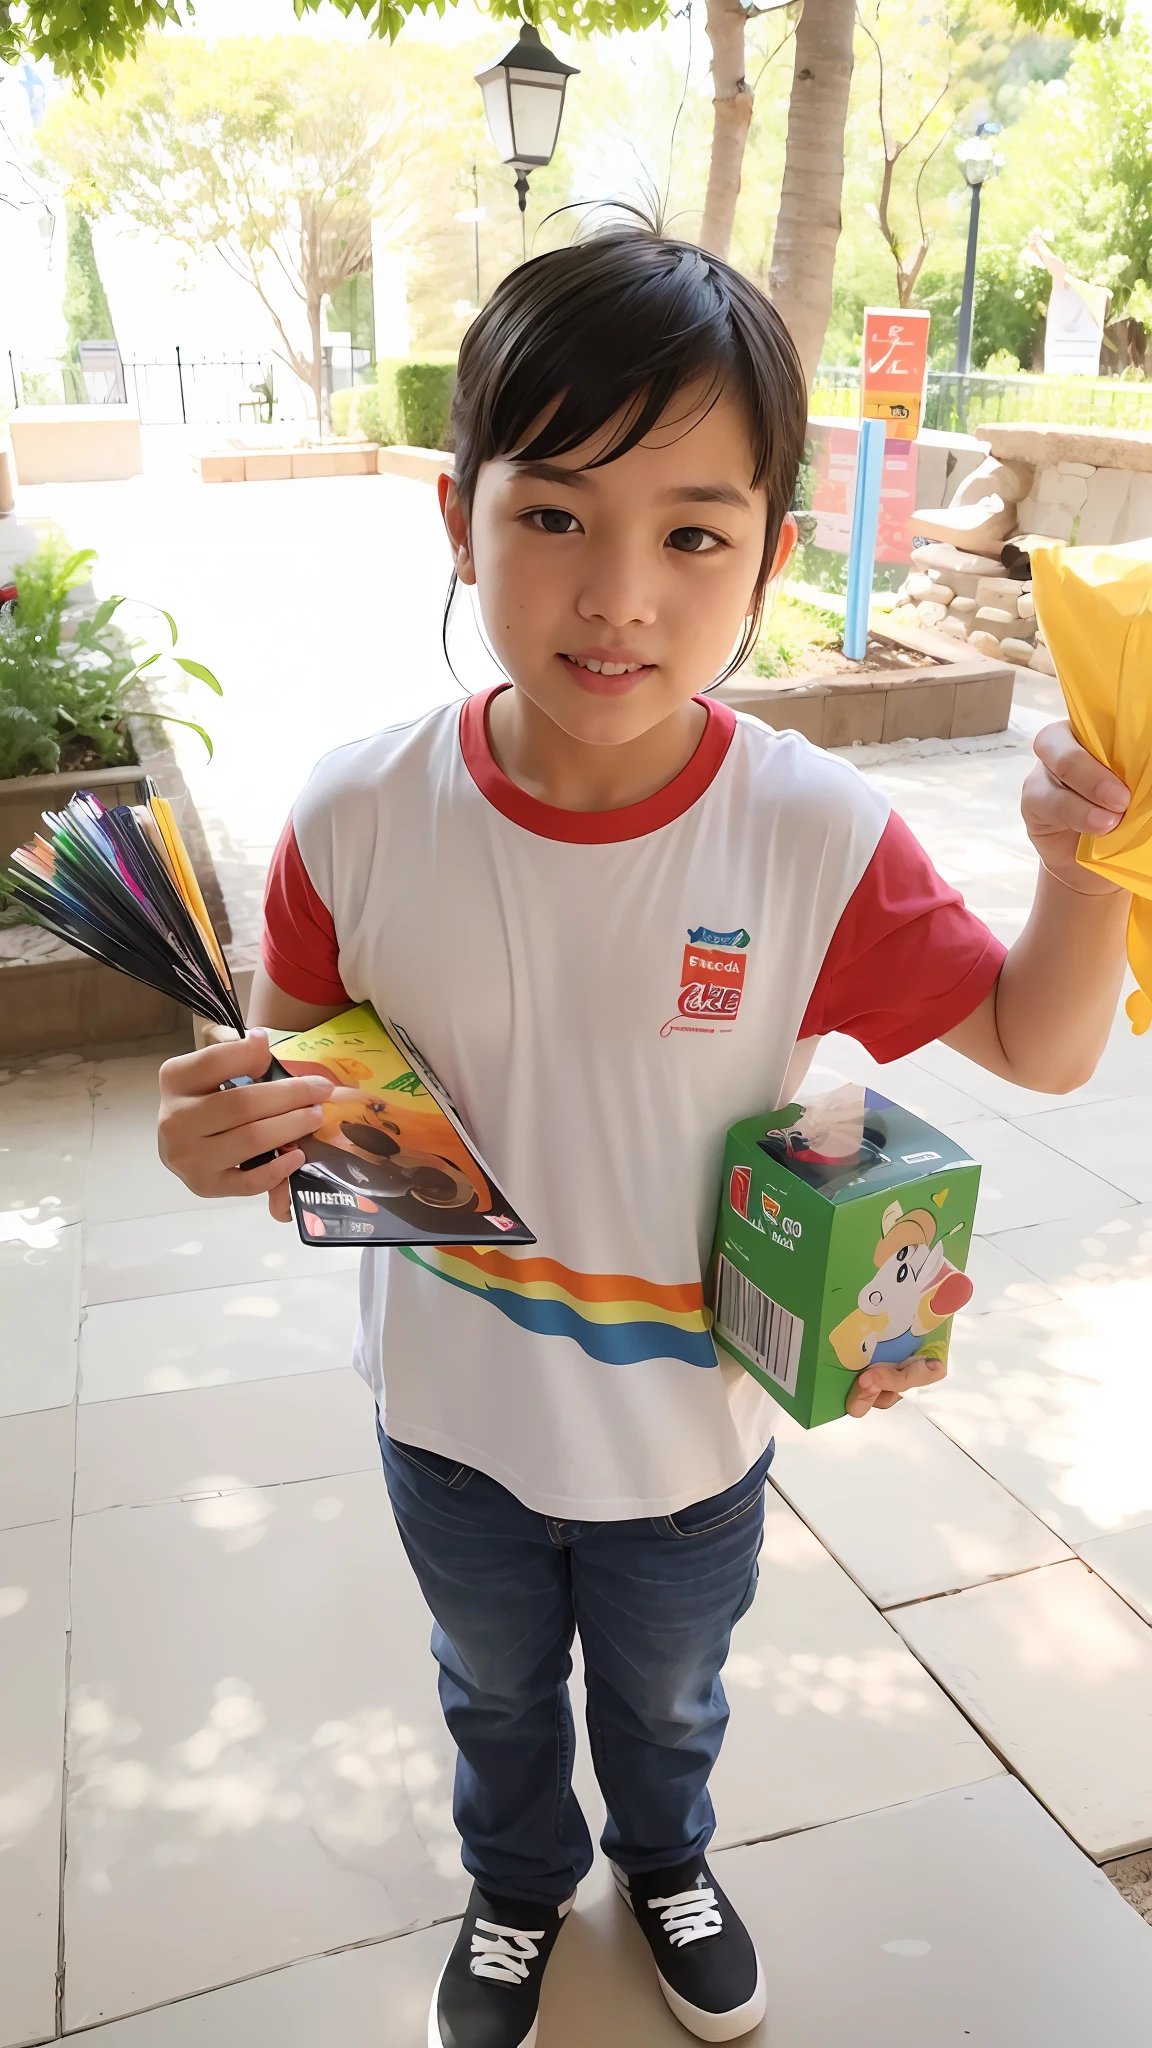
xmin=843 ymin=417 xmax=886 ymax=661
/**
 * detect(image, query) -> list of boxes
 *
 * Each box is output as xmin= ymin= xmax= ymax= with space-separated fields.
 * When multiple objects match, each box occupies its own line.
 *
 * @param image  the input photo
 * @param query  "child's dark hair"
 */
xmin=447 ymin=226 xmax=808 ymax=682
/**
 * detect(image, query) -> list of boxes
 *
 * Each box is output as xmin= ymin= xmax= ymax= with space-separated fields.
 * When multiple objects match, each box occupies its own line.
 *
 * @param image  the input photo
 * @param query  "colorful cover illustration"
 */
xmin=711 ymin=1084 xmax=980 ymax=1429
xmin=268 ymin=1006 xmax=536 ymax=1249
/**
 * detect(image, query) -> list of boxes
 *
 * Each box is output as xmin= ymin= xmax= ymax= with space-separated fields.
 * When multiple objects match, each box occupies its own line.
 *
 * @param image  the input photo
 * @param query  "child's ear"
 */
xmin=770 ymin=511 xmax=799 ymax=581
xmin=438 ymin=472 xmax=477 ymax=586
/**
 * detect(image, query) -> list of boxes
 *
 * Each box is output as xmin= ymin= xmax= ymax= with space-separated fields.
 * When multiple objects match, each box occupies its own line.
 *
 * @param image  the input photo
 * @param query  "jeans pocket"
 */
xmin=657 ymin=1439 xmax=775 ymax=1540
xmin=384 ymin=1433 xmax=476 ymax=1492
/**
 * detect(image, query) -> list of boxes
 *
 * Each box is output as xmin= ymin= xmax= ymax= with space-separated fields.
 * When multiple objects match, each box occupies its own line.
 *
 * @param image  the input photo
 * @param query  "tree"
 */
xmin=767 ymin=0 xmax=857 ymax=386
xmin=37 ymin=37 xmax=418 ymax=426
xmin=61 ymin=202 xmax=118 ymax=401
xmin=1 ymin=0 xmax=667 ymax=92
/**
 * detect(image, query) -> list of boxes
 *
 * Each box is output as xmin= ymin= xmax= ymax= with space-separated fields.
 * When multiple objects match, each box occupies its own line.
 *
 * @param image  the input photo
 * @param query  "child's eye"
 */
xmin=528 ymin=508 xmax=582 ymax=535
xmin=667 ymin=526 xmax=723 ymax=553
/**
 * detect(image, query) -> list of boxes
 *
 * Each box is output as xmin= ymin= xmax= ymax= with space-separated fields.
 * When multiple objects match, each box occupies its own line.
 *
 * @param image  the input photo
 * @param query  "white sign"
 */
xmin=1044 ymin=277 xmax=1110 ymax=377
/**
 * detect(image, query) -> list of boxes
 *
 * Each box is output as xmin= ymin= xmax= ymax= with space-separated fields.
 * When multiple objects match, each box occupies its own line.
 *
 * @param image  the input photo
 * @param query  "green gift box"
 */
xmin=709 ymin=1084 xmax=981 ymax=1429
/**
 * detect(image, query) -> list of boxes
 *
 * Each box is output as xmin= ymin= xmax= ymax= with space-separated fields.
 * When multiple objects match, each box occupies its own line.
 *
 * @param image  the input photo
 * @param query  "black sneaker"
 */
xmin=429 ymin=1883 xmax=574 ymax=2048
xmin=612 ymin=1856 xmax=765 ymax=2042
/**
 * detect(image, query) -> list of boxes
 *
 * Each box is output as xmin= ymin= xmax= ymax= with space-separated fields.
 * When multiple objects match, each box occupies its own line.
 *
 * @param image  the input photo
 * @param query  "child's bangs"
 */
xmin=451 ymin=234 xmax=803 ymax=511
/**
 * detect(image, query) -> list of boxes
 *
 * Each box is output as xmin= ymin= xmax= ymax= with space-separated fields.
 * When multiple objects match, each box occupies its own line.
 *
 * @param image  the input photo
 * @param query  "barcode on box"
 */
xmin=713 ymin=1257 xmax=803 ymax=1398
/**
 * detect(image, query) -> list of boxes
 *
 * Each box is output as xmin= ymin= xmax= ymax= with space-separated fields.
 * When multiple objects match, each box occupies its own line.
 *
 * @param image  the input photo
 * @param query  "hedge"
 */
xmin=378 ymin=354 xmax=457 ymax=450
xmin=329 ymin=384 xmax=390 ymax=444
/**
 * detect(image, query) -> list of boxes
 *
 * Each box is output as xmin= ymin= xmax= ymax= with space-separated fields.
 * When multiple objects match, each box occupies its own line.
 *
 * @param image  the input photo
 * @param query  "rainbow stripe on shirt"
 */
xmin=398 ymin=1243 xmax=718 ymax=1368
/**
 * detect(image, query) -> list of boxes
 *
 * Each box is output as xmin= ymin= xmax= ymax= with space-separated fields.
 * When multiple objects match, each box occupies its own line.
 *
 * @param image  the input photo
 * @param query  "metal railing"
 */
xmin=5 ymin=348 xmax=376 ymax=427
xmin=810 ymin=364 xmax=1152 ymax=434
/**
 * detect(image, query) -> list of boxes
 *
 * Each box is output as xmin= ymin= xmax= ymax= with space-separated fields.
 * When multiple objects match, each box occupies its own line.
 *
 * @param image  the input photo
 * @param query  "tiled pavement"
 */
xmin=4 ymin=468 xmax=1152 ymax=2041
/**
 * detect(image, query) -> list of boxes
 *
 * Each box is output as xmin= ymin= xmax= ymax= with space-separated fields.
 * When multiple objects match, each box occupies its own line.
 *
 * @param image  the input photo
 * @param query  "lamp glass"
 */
xmin=478 ymin=71 xmax=515 ymax=161
xmin=507 ymin=73 xmax=566 ymax=165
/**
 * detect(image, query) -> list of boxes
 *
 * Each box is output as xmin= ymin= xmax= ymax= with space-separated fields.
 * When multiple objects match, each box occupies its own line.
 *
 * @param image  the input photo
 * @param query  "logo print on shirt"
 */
xmin=661 ymin=925 xmax=751 ymax=1038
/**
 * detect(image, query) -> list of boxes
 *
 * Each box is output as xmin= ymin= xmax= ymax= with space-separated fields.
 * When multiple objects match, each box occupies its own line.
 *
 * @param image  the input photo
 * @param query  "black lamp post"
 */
xmin=954 ymin=128 xmax=1002 ymax=375
xmin=475 ymin=24 xmax=578 ymax=261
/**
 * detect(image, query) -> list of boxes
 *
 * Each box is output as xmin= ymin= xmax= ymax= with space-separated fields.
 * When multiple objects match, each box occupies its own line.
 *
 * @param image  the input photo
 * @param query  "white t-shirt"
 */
xmin=263 ymin=689 xmax=1003 ymax=1519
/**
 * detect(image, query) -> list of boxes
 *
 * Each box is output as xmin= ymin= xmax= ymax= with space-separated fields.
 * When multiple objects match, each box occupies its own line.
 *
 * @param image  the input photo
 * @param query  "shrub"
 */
xmin=0 ymin=531 xmax=221 ymax=782
xmin=379 ymin=356 xmax=457 ymax=450
xmin=355 ymin=386 xmax=389 ymax=445
xmin=329 ymin=389 xmax=355 ymax=437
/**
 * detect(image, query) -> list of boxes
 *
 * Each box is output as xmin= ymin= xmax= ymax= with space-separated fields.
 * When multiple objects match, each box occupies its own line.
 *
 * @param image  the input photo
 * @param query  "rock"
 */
xmin=912 ymin=497 xmax=1017 ymax=554
xmin=1014 ymin=498 xmax=1075 ymax=543
xmin=948 ymin=595 xmax=977 ymax=615
xmin=1017 ymin=592 xmax=1036 ymax=619
xmin=1057 ymin=461 xmax=1096 ymax=478
xmin=976 ymin=576 xmax=1025 ymax=604
xmin=906 ymin=571 xmax=941 ymax=601
xmin=973 ymin=606 xmax=1015 ymax=630
xmin=969 ymin=630 xmax=1005 ymax=658
xmin=890 ymin=604 xmax=920 ymax=628
xmin=936 ymin=616 xmax=968 ymax=640
xmin=1000 ymin=637 xmax=1038 ymax=665
xmin=984 ymin=423 xmax=1152 ymax=474
xmin=1030 ymin=642 xmax=1057 ymax=675
xmin=916 ymin=601 xmax=949 ymax=626
xmin=950 ymin=456 xmax=1033 ymax=510
xmin=913 ymin=542 xmax=1006 ymax=574
xmin=1077 ymin=468 xmax=1132 ymax=545
xmin=1118 ymin=472 xmax=1152 ymax=542
xmin=927 ymin=584 xmax=954 ymax=606
xmin=1035 ymin=466 xmax=1087 ymax=509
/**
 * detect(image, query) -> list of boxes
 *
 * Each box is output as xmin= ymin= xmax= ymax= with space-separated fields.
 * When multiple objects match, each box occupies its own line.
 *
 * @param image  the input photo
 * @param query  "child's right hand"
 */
xmin=157 ymin=1030 xmax=333 ymax=1221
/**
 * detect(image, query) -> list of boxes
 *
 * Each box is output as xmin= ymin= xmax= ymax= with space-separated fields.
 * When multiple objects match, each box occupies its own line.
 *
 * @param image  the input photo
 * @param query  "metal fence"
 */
xmin=5 ymin=347 xmax=375 ymax=427
xmin=810 ymin=364 xmax=1152 ymax=434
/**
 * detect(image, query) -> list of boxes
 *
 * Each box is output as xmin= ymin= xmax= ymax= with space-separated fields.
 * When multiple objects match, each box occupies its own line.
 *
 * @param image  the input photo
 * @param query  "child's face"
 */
xmin=441 ymin=383 xmax=796 ymax=746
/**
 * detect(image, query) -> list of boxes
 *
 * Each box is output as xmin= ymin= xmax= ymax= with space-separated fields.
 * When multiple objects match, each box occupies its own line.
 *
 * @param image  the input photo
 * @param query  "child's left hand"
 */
xmin=846 ymin=1354 xmax=947 ymax=1418
xmin=1022 ymin=722 xmax=1130 ymax=893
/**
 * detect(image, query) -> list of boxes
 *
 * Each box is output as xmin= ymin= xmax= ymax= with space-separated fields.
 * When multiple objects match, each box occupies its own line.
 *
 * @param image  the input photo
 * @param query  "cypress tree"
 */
xmin=61 ymin=204 xmax=117 ymax=401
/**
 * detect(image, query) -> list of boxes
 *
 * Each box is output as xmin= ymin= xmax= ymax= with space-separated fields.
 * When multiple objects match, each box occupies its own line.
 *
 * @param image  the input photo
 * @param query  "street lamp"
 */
xmin=475 ymin=24 xmax=578 ymax=260
xmin=954 ymin=128 xmax=1002 ymax=375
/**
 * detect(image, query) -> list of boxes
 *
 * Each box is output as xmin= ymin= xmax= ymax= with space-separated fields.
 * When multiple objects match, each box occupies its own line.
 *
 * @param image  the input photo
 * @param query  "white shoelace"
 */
xmin=469 ymin=1918 xmax=546 ymax=1984
xmin=648 ymin=1884 xmax=724 ymax=1949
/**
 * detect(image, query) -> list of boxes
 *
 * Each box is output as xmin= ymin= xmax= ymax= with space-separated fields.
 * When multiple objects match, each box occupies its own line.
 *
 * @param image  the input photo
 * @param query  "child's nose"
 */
xmin=576 ymin=540 xmax=658 ymax=627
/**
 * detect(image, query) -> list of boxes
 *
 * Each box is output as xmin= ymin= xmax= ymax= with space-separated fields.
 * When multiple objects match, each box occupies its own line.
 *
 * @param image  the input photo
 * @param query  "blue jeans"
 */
xmin=377 ymin=1421 xmax=773 ymax=1907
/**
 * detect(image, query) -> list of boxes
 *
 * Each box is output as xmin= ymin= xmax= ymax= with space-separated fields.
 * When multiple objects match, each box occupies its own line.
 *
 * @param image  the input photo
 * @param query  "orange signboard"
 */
xmin=860 ymin=308 xmax=931 ymax=440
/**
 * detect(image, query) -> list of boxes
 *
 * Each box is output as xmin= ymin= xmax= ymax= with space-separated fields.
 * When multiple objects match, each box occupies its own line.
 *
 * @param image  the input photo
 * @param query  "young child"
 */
xmin=158 ymin=228 xmax=1132 ymax=2047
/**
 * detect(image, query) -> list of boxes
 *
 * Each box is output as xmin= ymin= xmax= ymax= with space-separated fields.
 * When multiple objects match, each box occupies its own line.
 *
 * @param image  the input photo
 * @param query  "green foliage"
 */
xmin=0 ymin=533 xmax=221 ymax=782
xmin=327 ymin=273 xmax=375 ymax=353
xmin=329 ymin=385 xmax=389 ymax=441
xmin=61 ymin=204 xmax=117 ymax=402
xmin=751 ymin=593 xmax=842 ymax=680
xmin=295 ymin=0 xmax=668 ymax=42
xmin=3 ymin=0 xmax=663 ymax=90
xmin=385 ymin=356 xmax=457 ymax=449
xmin=19 ymin=369 xmax=58 ymax=406
xmin=355 ymin=386 xmax=388 ymax=443
xmin=329 ymin=389 xmax=356 ymax=436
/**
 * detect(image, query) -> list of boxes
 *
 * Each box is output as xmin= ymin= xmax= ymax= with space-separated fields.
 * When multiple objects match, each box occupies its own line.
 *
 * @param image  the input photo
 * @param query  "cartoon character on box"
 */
xmin=828 ymin=1200 xmax=973 ymax=1372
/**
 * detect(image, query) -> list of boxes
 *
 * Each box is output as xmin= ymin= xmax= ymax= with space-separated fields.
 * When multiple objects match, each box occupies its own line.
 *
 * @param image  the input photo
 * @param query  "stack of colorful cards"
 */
xmin=7 ymin=779 xmax=244 ymax=1031
xmin=7 ymin=785 xmax=535 ymax=1250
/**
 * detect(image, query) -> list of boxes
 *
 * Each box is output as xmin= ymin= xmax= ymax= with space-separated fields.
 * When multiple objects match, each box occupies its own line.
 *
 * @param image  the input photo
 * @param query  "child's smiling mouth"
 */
xmin=559 ymin=650 xmax=654 ymax=695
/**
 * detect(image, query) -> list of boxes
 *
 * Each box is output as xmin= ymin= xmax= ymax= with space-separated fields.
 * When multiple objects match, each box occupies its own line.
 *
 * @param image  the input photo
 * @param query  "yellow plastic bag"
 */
xmin=1030 ymin=538 xmax=1152 ymax=1035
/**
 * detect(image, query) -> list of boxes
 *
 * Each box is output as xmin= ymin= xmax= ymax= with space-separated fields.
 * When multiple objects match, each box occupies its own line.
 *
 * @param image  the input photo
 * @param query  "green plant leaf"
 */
xmin=172 ymin=656 xmax=223 ymax=694
xmin=92 ymin=594 xmax=125 ymax=629
xmin=134 ymin=710 xmax=215 ymax=759
xmin=159 ymin=608 xmax=178 ymax=646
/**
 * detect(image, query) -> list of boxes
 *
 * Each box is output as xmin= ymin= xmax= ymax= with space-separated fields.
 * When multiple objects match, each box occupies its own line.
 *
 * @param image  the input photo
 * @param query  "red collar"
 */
xmin=458 ymin=686 xmax=737 ymax=845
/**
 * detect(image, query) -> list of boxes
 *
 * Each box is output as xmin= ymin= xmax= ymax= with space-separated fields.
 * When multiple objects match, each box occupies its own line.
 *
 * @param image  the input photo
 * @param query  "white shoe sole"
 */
xmin=611 ymin=1864 xmax=767 ymax=2042
xmin=427 ymin=1893 xmax=576 ymax=2048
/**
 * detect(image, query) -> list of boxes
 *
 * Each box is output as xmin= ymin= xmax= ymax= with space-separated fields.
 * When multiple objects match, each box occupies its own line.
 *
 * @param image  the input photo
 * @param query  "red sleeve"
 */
xmin=800 ymin=811 xmax=1006 ymax=1062
xmin=261 ymin=818 xmax=349 ymax=1008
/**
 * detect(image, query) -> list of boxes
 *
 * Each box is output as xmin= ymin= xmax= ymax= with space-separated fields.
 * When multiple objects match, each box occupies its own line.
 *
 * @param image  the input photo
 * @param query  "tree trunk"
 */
xmin=699 ymin=0 xmax=754 ymax=260
xmin=767 ymin=0 xmax=857 ymax=388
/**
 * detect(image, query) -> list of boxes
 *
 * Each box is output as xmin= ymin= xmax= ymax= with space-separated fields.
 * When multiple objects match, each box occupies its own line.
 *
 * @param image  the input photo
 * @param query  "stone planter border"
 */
xmin=0 ymin=712 xmax=229 ymax=1059
xmin=716 ymin=619 xmax=1015 ymax=749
